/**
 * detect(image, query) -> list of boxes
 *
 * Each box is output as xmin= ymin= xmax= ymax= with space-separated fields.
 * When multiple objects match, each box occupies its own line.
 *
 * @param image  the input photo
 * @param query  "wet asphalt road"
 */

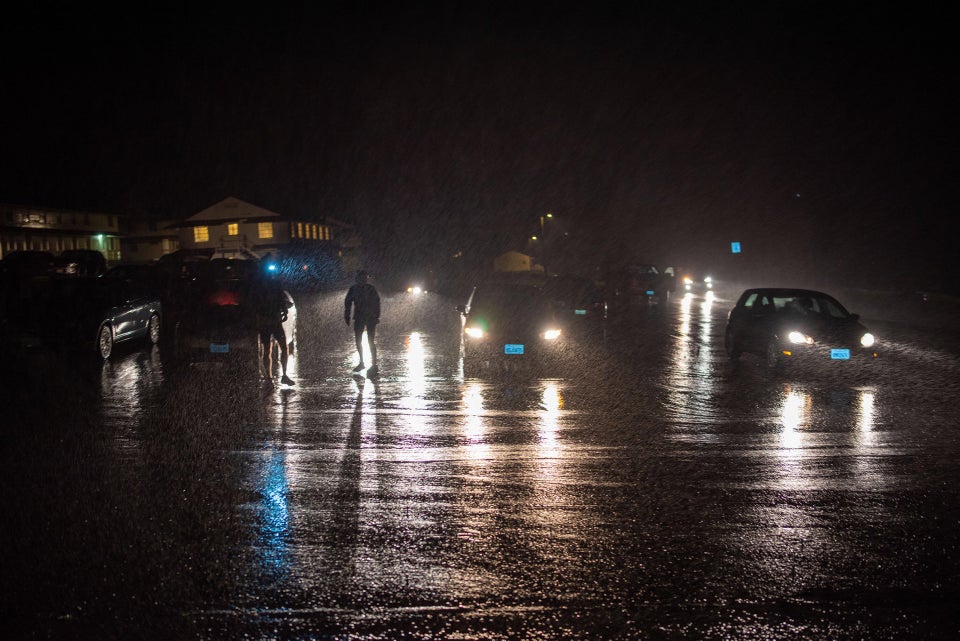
xmin=3 ymin=288 xmax=960 ymax=640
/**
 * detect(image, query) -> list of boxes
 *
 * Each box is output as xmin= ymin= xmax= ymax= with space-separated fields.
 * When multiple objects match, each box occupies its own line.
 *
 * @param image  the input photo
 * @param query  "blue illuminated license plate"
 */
xmin=830 ymin=348 xmax=850 ymax=360
xmin=210 ymin=343 xmax=230 ymax=353
xmin=504 ymin=343 xmax=525 ymax=355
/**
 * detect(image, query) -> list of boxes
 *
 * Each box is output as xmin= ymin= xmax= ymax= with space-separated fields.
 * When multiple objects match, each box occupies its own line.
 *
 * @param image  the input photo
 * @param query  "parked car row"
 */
xmin=1 ymin=250 xmax=297 ymax=369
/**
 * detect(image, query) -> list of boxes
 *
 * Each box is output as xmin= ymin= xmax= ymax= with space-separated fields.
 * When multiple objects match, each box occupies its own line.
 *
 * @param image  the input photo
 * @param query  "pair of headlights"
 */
xmin=787 ymin=331 xmax=876 ymax=347
xmin=465 ymin=327 xmax=561 ymax=340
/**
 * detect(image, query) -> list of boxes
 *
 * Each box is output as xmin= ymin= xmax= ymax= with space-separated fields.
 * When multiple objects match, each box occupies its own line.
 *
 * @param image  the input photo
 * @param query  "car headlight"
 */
xmin=464 ymin=326 xmax=484 ymax=339
xmin=543 ymin=328 xmax=562 ymax=340
xmin=860 ymin=332 xmax=875 ymax=347
xmin=788 ymin=331 xmax=814 ymax=345
xmin=683 ymin=276 xmax=693 ymax=285
xmin=704 ymin=276 xmax=712 ymax=284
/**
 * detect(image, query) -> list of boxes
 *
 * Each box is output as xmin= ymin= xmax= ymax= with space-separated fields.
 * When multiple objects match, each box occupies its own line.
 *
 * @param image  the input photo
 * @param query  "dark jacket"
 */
xmin=254 ymin=277 xmax=291 ymax=328
xmin=344 ymin=283 xmax=380 ymax=324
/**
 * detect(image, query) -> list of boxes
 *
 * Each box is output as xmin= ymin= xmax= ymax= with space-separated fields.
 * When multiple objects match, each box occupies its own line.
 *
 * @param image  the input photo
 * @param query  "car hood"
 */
xmin=775 ymin=313 xmax=868 ymax=345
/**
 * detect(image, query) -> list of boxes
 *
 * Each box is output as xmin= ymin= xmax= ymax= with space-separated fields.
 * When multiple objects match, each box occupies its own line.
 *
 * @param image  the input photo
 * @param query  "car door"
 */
xmin=740 ymin=293 xmax=776 ymax=353
xmin=110 ymin=280 xmax=147 ymax=341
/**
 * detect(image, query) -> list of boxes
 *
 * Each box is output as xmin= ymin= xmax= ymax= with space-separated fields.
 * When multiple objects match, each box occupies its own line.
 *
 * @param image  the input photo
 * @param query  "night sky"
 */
xmin=1 ymin=3 xmax=955 ymax=291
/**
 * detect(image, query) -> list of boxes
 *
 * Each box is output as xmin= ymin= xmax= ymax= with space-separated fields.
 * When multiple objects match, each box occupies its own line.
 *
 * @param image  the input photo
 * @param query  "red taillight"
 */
xmin=209 ymin=290 xmax=240 ymax=306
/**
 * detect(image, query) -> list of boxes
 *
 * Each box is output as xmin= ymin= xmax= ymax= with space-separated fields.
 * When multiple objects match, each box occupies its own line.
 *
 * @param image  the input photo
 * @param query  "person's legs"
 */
xmin=353 ymin=324 xmax=365 ymax=369
xmin=259 ymin=328 xmax=273 ymax=379
xmin=366 ymin=321 xmax=378 ymax=368
xmin=276 ymin=325 xmax=294 ymax=384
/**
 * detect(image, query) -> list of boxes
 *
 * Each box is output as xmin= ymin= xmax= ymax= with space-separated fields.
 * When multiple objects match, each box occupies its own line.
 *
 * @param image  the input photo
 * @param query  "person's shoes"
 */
xmin=281 ymin=375 xmax=295 ymax=386
xmin=366 ymin=365 xmax=379 ymax=378
xmin=352 ymin=363 xmax=365 ymax=372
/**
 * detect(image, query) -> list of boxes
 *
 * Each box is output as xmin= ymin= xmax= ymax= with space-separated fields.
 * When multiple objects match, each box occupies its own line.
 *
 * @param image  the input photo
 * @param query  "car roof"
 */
xmin=742 ymin=288 xmax=832 ymax=297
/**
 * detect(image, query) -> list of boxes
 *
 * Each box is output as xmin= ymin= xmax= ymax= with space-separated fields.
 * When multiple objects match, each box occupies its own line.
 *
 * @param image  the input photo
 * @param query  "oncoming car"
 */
xmin=725 ymin=288 xmax=878 ymax=369
xmin=682 ymin=273 xmax=713 ymax=294
xmin=458 ymin=283 xmax=565 ymax=373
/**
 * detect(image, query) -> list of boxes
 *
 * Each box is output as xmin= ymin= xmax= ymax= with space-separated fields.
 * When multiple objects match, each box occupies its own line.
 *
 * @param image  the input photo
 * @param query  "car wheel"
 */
xmin=148 ymin=314 xmax=161 ymax=345
xmin=724 ymin=328 xmax=741 ymax=361
xmin=97 ymin=324 xmax=114 ymax=360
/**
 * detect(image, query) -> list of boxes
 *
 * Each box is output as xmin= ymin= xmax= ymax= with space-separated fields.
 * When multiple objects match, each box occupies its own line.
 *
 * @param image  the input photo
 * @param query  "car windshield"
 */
xmin=744 ymin=292 xmax=850 ymax=319
xmin=470 ymin=287 xmax=551 ymax=319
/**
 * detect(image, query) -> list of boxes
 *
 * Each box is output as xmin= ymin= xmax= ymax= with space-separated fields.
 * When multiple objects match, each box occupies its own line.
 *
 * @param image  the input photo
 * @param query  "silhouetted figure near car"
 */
xmin=344 ymin=270 xmax=380 ymax=377
xmin=255 ymin=260 xmax=294 ymax=385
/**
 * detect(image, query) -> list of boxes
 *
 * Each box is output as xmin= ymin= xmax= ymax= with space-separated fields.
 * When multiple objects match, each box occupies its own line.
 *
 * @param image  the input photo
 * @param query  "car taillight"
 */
xmin=209 ymin=290 xmax=240 ymax=306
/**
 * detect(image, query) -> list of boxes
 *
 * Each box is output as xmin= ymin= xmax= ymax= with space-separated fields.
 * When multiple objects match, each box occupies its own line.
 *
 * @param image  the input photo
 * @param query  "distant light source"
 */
xmin=731 ymin=241 xmax=741 ymax=254
xmin=531 ymin=235 xmax=538 ymax=241
xmin=95 ymin=234 xmax=104 ymax=242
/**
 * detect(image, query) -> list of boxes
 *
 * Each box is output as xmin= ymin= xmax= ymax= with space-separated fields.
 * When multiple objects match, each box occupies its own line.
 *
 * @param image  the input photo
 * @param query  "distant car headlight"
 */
xmin=788 ymin=331 xmax=814 ymax=345
xmin=683 ymin=276 xmax=693 ymax=285
xmin=860 ymin=332 xmax=875 ymax=347
xmin=407 ymin=285 xmax=423 ymax=294
xmin=464 ymin=326 xmax=484 ymax=339
xmin=543 ymin=328 xmax=562 ymax=340
xmin=704 ymin=276 xmax=712 ymax=284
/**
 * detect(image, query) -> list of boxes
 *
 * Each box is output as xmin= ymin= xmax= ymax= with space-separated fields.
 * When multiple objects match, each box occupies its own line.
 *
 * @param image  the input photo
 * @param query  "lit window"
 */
xmin=297 ymin=223 xmax=303 ymax=238
xmin=258 ymin=222 xmax=274 ymax=239
xmin=227 ymin=223 xmax=239 ymax=236
xmin=194 ymin=226 xmax=209 ymax=242
xmin=311 ymin=225 xmax=318 ymax=240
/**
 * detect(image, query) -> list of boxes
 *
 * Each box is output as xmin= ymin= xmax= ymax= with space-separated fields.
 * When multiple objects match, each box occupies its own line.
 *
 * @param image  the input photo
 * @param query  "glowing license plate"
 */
xmin=504 ymin=343 xmax=525 ymax=355
xmin=210 ymin=343 xmax=230 ymax=353
xmin=830 ymin=348 xmax=850 ymax=360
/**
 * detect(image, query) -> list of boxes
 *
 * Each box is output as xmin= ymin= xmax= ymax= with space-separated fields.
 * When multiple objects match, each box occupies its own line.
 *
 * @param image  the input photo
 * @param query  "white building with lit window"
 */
xmin=0 ymin=203 xmax=122 ymax=261
xmin=173 ymin=196 xmax=363 ymax=272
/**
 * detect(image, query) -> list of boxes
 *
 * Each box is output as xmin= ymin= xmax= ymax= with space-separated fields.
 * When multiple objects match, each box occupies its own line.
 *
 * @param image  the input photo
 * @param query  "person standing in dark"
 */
xmin=344 ymin=270 xmax=380 ymax=376
xmin=255 ymin=258 xmax=295 ymax=386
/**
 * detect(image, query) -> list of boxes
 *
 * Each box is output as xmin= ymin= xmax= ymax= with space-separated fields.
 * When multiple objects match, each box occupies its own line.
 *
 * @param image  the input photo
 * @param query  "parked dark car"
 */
xmin=458 ymin=282 xmax=566 ymax=373
xmin=725 ymin=288 xmax=878 ymax=368
xmin=1 ymin=250 xmax=57 ymax=331
xmin=53 ymin=249 xmax=107 ymax=277
xmin=172 ymin=258 xmax=296 ymax=372
xmin=603 ymin=263 xmax=676 ymax=312
xmin=37 ymin=276 xmax=162 ymax=359
xmin=0 ymin=250 xmax=57 ymax=279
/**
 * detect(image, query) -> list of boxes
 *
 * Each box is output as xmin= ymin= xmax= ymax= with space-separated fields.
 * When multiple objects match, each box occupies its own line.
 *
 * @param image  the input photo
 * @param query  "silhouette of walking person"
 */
xmin=255 ymin=257 xmax=295 ymax=386
xmin=344 ymin=270 xmax=380 ymax=377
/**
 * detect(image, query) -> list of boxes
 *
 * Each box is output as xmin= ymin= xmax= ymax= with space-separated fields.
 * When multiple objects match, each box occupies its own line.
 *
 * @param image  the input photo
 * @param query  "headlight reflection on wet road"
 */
xmin=401 ymin=332 xmax=427 ymax=411
xmin=255 ymin=445 xmax=291 ymax=579
xmin=664 ymin=290 xmax=718 ymax=427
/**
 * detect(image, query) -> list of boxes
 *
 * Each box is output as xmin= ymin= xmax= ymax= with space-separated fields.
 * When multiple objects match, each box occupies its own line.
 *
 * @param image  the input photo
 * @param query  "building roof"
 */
xmin=184 ymin=196 xmax=281 ymax=224
xmin=172 ymin=196 xmax=355 ymax=229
